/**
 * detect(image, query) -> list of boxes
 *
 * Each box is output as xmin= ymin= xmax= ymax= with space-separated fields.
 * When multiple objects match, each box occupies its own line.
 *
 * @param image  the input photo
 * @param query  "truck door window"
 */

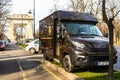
xmin=39 ymin=24 xmax=53 ymax=36
xmin=59 ymin=25 xmax=66 ymax=39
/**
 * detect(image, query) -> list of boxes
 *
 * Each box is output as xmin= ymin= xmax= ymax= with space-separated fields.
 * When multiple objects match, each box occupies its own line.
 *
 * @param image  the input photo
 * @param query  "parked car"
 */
xmin=0 ymin=41 xmax=5 ymax=50
xmin=7 ymin=39 xmax=11 ymax=43
xmin=25 ymin=39 xmax=40 ymax=54
xmin=25 ymin=39 xmax=34 ymax=46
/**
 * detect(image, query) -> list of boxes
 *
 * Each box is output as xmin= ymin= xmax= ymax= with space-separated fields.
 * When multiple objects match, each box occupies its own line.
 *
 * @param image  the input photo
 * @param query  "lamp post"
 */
xmin=21 ymin=14 xmax=23 ymax=43
xmin=28 ymin=0 xmax=35 ymax=39
xmin=33 ymin=0 xmax=35 ymax=39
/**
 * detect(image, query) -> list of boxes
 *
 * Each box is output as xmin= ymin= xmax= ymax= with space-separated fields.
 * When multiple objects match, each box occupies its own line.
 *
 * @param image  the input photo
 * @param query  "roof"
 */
xmin=40 ymin=10 xmax=98 ymax=23
xmin=56 ymin=11 xmax=98 ymax=22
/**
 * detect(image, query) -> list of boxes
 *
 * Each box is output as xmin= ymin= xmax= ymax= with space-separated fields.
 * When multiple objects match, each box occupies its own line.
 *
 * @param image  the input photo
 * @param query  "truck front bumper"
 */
xmin=71 ymin=52 xmax=117 ymax=67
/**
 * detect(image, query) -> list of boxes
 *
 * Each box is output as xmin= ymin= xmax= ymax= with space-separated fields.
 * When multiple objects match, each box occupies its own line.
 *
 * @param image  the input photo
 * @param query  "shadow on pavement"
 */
xmin=19 ymin=58 xmax=41 ymax=71
xmin=0 ymin=59 xmax=21 ymax=75
xmin=4 ymin=43 xmax=22 ymax=51
xmin=0 ymin=56 xmax=41 ymax=75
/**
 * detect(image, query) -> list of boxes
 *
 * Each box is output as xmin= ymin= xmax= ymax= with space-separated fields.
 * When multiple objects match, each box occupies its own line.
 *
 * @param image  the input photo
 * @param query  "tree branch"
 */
xmin=113 ymin=10 xmax=120 ymax=19
xmin=102 ymin=0 xmax=109 ymax=23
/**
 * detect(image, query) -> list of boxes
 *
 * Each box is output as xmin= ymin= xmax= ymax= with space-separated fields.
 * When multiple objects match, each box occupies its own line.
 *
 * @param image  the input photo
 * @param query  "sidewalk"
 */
xmin=40 ymin=59 xmax=84 ymax=80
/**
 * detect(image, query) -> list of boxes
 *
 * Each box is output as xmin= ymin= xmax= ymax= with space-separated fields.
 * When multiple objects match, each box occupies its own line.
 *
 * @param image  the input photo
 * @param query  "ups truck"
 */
xmin=39 ymin=10 xmax=117 ymax=72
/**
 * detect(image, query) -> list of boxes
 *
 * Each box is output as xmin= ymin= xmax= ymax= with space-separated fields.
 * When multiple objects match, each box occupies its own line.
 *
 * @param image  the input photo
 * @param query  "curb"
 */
xmin=40 ymin=59 xmax=84 ymax=80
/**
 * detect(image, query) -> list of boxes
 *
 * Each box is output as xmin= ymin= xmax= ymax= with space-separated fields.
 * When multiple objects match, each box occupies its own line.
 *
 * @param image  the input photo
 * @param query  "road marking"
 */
xmin=17 ymin=59 xmax=27 ymax=80
xmin=43 ymin=67 xmax=62 ymax=80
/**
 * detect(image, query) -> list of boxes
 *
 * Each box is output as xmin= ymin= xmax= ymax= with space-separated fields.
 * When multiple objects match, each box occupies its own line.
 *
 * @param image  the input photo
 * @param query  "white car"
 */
xmin=25 ymin=39 xmax=40 ymax=54
xmin=25 ymin=39 xmax=34 ymax=46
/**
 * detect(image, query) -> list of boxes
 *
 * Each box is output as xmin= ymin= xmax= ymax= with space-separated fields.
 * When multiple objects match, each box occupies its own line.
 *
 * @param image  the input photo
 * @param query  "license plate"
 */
xmin=97 ymin=61 xmax=109 ymax=66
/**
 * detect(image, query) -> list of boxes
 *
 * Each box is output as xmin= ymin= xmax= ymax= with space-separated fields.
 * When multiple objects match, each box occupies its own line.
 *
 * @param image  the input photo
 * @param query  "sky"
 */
xmin=11 ymin=0 xmax=69 ymax=30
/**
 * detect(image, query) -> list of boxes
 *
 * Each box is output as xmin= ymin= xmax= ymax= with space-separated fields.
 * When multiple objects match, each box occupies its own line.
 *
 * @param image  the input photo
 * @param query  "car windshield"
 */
xmin=34 ymin=40 xmax=39 ymax=44
xmin=61 ymin=22 xmax=103 ymax=36
xmin=26 ymin=39 xmax=34 ymax=43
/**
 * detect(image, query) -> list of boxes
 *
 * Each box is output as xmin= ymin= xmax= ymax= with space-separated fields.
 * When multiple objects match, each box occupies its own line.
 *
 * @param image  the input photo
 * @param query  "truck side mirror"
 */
xmin=63 ymin=30 xmax=68 ymax=37
xmin=60 ymin=24 xmax=68 ymax=39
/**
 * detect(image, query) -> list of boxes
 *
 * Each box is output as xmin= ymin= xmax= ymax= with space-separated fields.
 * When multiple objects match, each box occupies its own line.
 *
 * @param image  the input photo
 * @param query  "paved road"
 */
xmin=0 ymin=43 xmax=68 ymax=80
xmin=1 ymin=43 xmax=119 ymax=80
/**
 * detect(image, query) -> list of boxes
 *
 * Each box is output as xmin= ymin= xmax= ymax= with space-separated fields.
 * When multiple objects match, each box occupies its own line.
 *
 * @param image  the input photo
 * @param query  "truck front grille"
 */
xmin=89 ymin=56 xmax=109 ymax=61
xmin=90 ymin=48 xmax=109 ymax=52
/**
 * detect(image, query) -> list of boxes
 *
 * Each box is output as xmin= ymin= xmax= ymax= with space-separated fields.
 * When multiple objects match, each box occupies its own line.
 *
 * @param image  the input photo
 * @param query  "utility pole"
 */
xmin=28 ymin=0 xmax=35 ymax=39
xmin=21 ymin=14 xmax=23 ymax=43
xmin=33 ymin=0 xmax=35 ymax=39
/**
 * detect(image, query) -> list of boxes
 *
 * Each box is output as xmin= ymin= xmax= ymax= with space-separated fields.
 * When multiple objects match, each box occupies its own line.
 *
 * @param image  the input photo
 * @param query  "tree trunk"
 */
xmin=107 ymin=18 xmax=114 ymax=80
xmin=102 ymin=0 xmax=115 ymax=79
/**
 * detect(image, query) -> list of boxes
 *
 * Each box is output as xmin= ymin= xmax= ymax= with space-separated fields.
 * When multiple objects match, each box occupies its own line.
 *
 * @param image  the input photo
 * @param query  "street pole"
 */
xmin=21 ymin=14 xmax=23 ymax=43
xmin=33 ymin=0 xmax=35 ymax=39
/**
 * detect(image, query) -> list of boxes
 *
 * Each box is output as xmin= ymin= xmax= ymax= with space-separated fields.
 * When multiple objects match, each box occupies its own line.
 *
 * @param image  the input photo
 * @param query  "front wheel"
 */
xmin=43 ymin=50 xmax=49 ymax=60
xmin=38 ymin=50 xmax=43 ymax=54
xmin=63 ymin=55 xmax=74 ymax=72
xmin=29 ymin=48 xmax=36 ymax=54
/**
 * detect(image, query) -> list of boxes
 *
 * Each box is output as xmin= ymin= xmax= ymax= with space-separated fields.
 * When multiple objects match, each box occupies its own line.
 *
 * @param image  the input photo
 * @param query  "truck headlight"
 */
xmin=72 ymin=41 xmax=85 ymax=49
xmin=75 ymin=50 xmax=84 ymax=54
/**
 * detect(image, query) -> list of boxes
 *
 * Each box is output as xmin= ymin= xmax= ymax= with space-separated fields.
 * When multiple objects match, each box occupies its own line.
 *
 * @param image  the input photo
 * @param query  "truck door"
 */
xmin=40 ymin=23 xmax=54 ymax=59
xmin=55 ymin=23 xmax=65 ymax=59
xmin=56 ymin=24 xmax=61 ymax=59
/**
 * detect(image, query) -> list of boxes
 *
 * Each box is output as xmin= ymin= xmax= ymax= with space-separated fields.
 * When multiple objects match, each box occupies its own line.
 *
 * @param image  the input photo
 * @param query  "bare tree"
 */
xmin=50 ymin=0 xmax=68 ymax=13
xmin=0 ymin=0 xmax=12 ymax=35
xmin=68 ymin=0 xmax=90 ymax=12
xmin=52 ymin=0 xmax=102 ymax=17
xmin=102 ymin=0 xmax=120 ymax=80
xmin=113 ymin=19 xmax=120 ymax=43
xmin=97 ymin=22 xmax=108 ymax=35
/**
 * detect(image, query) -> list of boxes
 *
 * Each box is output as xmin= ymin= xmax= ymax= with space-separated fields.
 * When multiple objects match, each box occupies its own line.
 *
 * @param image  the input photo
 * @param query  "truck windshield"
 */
xmin=62 ymin=22 xmax=103 ymax=36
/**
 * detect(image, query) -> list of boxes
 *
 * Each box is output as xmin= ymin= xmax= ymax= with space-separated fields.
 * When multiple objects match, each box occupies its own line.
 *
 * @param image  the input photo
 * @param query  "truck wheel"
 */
xmin=63 ymin=55 xmax=74 ymax=72
xmin=43 ymin=51 xmax=49 ymax=60
xmin=38 ymin=50 xmax=43 ymax=54
xmin=29 ymin=48 xmax=36 ymax=54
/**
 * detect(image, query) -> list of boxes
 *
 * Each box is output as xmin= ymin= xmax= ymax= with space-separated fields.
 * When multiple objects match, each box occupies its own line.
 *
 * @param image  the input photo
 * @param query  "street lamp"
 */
xmin=28 ymin=0 xmax=35 ymax=39
xmin=33 ymin=0 xmax=35 ymax=39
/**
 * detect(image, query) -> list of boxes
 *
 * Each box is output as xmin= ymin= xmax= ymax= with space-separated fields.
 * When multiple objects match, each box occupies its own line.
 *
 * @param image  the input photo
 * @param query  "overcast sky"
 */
xmin=11 ymin=0 xmax=69 ymax=30
xmin=11 ymin=0 xmax=53 ymax=16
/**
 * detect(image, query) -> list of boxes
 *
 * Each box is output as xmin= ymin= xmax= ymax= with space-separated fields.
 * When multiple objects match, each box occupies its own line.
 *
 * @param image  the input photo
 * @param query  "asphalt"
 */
xmin=6 ymin=43 xmax=84 ymax=80
xmin=7 ymin=43 xmax=120 ymax=80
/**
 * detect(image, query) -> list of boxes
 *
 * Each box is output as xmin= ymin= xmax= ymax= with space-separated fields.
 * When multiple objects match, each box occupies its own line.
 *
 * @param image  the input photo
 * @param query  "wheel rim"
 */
xmin=30 ymin=48 xmax=35 ymax=54
xmin=64 ymin=58 xmax=69 ymax=71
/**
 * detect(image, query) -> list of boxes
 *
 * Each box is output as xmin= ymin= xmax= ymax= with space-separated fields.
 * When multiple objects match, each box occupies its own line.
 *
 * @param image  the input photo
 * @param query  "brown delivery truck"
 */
xmin=39 ymin=10 xmax=117 ymax=72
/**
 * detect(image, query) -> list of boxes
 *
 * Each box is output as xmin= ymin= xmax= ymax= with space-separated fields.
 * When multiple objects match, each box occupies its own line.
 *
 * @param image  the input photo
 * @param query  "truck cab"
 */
xmin=39 ymin=10 xmax=117 ymax=72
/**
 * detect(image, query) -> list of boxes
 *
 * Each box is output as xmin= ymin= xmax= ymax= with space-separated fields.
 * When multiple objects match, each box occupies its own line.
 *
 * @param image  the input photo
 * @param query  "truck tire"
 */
xmin=38 ymin=50 xmax=43 ymax=54
xmin=43 ymin=50 xmax=53 ymax=61
xmin=63 ymin=55 xmax=74 ymax=72
xmin=43 ymin=51 xmax=49 ymax=60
